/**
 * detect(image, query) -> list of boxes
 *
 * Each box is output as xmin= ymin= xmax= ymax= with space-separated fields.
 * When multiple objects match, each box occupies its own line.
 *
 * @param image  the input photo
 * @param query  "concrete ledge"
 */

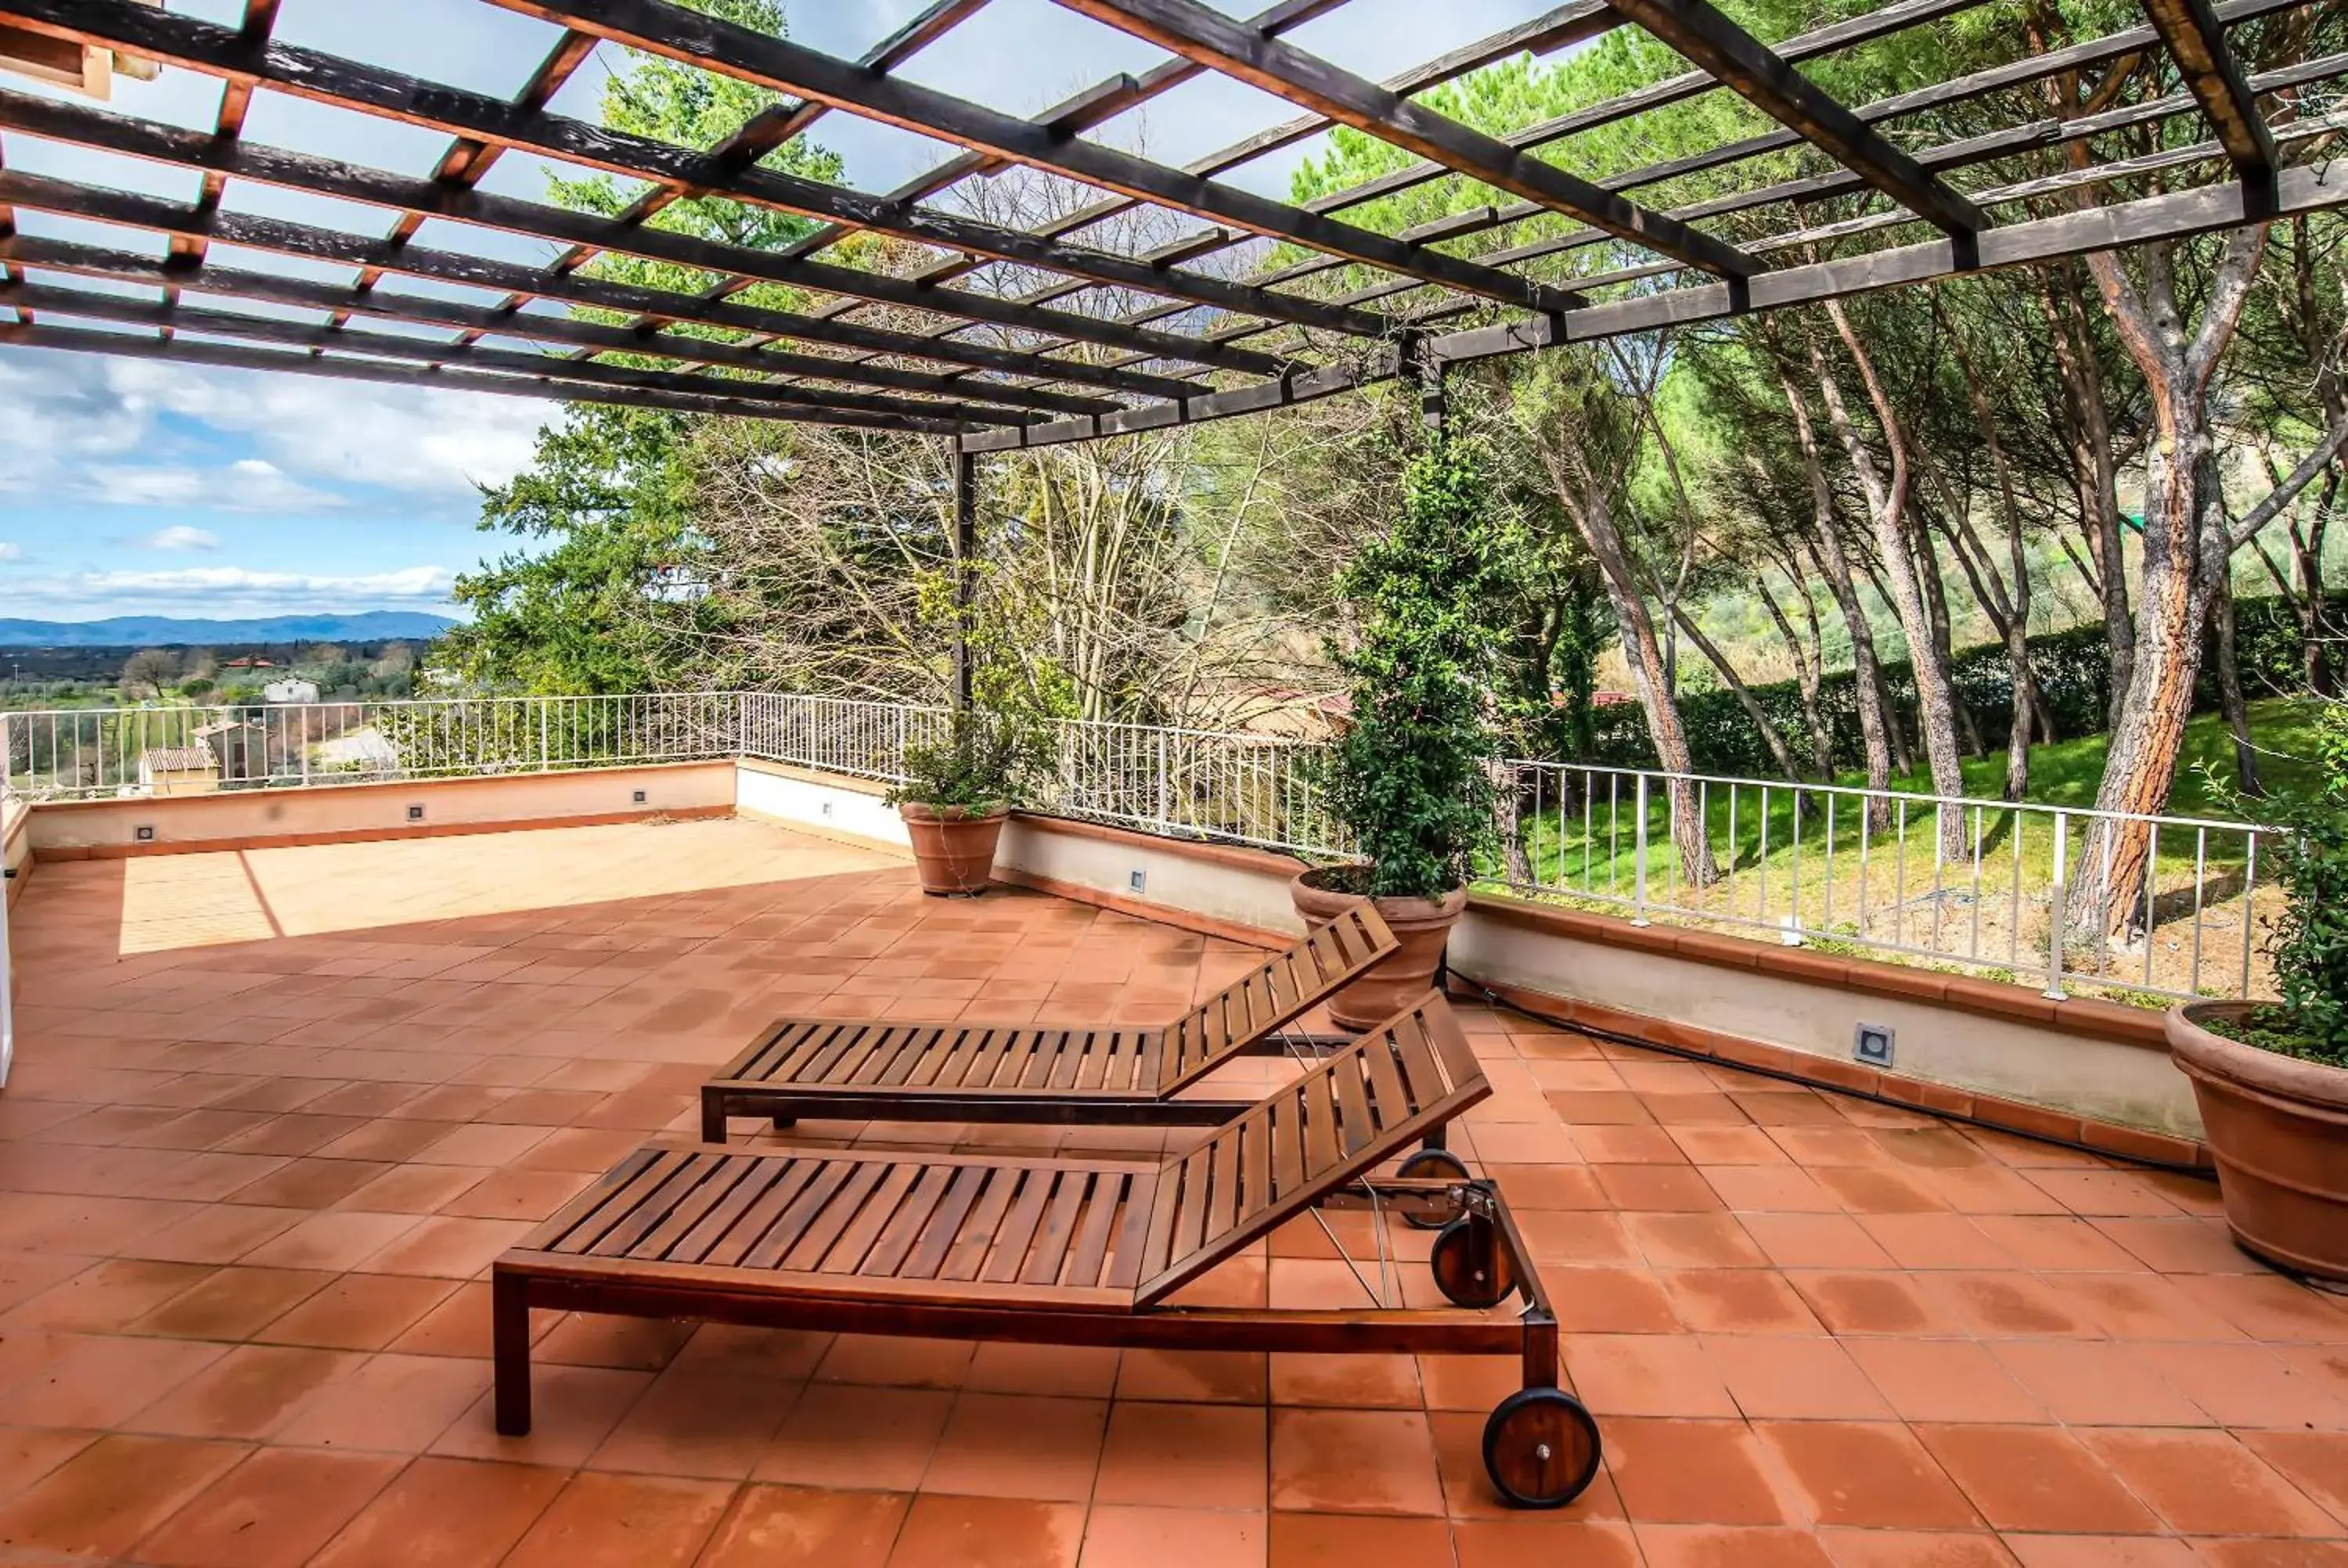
xmin=734 ymin=757 xmax=909 ymax=854
xmin=1454 ymin=890 xmax=2201 ymax=1140
xmin=998 ymin=813 xmax=1305 ymax=944
xmin=1457 ymin=972 xmax=2211 ymax=1171
xmin=23 ymin=761 xmax=737 ymax=858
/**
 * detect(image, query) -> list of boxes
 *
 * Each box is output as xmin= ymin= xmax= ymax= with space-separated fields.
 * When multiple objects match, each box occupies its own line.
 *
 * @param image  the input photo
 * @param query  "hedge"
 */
xmin=1579 ymin=589 xmax=2335 ymax=775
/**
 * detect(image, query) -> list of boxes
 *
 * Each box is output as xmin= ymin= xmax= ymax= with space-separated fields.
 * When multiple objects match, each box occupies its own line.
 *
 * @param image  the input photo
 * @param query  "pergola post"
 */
xmin=1407 ymin=333 xmax=1448 ymax=435
xmin=950 ymin=443 xmax=978 ymax=712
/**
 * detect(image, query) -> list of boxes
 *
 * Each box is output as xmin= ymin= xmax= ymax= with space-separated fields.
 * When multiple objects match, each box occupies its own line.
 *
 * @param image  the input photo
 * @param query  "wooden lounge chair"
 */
xmin=698 ymin=902 xmax=1402 ymax=1141
xmin=495 ymin=993 xmax=1601 ymax=1509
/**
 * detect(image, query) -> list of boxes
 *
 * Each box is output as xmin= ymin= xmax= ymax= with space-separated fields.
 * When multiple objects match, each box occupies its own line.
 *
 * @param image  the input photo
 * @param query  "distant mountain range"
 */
xmin=0 ymin=613 xmax=457 ymax=647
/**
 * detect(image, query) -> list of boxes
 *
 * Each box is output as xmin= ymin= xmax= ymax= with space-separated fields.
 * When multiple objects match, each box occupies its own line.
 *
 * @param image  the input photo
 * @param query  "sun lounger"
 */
xmin=697 ymin=901 xmax=1400 ymax=1141
xmin=494 ymin=993 xmax=1600 ymax=1509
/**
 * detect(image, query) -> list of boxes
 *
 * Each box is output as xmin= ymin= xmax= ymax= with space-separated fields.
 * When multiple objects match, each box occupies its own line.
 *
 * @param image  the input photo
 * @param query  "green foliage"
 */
xmin=440 ymin=0 xmax=844 ymax=696
xmin=888 ymin=569 xmax=1074 ymax=811
xmin=2218 ymin=703 xmax=2348 ymax=1064
xmin=1321 ymin=432 xmax=1509 ymax=899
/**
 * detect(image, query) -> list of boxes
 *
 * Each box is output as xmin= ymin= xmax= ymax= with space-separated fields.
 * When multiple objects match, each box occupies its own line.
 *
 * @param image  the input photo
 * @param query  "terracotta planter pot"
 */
xmin=899 ymin=802 xmax=1010 ymax=897
xmin=2166 ymin=1001 xmax=2348 ymax=1282
xmin=1291 ymin=866 xmax=1468 ymax=1033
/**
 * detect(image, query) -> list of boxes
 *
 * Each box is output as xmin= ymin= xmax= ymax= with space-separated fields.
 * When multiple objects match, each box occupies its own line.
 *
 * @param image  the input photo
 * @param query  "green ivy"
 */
xmin=1320 ymin=431 xmax=1508 ymax=900
xmin=887 ymin=568 xmax=1071 ymax=811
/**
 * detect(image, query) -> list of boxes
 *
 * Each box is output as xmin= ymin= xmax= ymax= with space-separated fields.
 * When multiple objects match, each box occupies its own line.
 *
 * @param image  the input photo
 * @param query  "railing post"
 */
xmin=540 ymin=701 xmax=551 ymax=773
xmin=299 ymin=707 xmax=310 ymax=788
xmin=1155 ymin=731 xmax=1169 ymax=829
xmin=1633 ymin=772 xmax=1651 ymax=926
xmin=2044 ymin=810 xmax=2069 ymax=1002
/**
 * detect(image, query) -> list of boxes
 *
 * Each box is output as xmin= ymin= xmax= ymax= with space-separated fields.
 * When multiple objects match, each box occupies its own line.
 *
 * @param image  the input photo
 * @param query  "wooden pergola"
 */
xmin=0 ymin=0 xmax=2335 ymax=460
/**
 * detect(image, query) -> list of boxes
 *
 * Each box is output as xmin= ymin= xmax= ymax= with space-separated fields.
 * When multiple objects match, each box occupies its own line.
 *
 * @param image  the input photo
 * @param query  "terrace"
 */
xmin=0 ymin=791 xmax=2343 ymax=1566
xmin=2 ymin=0 xmax=2346 ymax=1557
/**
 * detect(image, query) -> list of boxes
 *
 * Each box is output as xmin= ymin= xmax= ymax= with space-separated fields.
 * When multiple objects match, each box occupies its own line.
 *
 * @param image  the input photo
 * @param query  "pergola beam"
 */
xmin=1052 ymin=0 xmax=1763 ymax=279
xmin=0 ymin=165 xmax=1205 ymax=404
xmin=0 ymin=279 xmax=1037 ymax=427
xmin=0 ymin=89 xmax=1264 ymax=383
xmin=2141 ymin=0 xmax=2277 ymax=191
xmin=1601 ymin=0 xmax=1986 ymax=239
xmin=0 ymin=0 xmax=1356 ymax=357
xmin=480 ymin=0 xmax=1583 ymax=318
xmin=0 ymin=235 xmax=1122 ymax=418
xmin=0 ymin=322 xmax=967 ymax=433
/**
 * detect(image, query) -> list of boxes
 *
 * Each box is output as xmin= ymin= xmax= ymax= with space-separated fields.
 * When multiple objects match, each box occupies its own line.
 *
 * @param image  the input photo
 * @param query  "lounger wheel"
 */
xmin=1394 ymin=1147 xmax=1471 ymax=1230
xmin=1430 ymin=1213 xmax=1514 ymax=1309
xmin=1482 ymin=1387 xmax=1601 ymax=1509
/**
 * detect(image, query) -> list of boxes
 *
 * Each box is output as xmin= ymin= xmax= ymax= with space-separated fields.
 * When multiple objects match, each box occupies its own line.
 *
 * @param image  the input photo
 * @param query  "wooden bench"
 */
xmin=495 ymin=993 xmax=1600 ymax=1509
xmin=698 ymin=902 xmax=1400 ymax=1139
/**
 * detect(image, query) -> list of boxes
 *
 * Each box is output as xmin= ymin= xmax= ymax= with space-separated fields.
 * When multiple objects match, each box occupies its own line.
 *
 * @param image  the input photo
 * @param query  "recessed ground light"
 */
xmin=1854 ymin=1023 xmax=1895 ymax=1068
xmin=407 ymin=804 xmax=425 ymax=822
xmin=632 ymin=789 xmax=647 ymax=804
xmin=134 ymin=825 xmax=156 ymax=843
xmin=1129 ymin=869 xmax=1147 ymax=894
xmin=819 ymin=800 xmax=833 ymax=818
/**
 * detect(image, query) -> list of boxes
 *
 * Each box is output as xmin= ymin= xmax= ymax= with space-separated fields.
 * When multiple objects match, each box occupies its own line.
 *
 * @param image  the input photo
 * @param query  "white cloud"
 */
xmin=0 ymin=350 xmax=546 ymax=507
xmin=137 ymin=524 xmax=222 ymax=551
xmin=5 ymin=564 xmax=457 ymax=618
xmin=0 ymin=542 xmax=21 ymax=561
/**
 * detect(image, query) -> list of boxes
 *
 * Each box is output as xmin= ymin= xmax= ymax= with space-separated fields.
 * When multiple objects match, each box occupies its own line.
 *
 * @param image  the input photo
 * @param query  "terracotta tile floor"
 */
xmin=4 ymin=817 xmax=2346 ymax=1566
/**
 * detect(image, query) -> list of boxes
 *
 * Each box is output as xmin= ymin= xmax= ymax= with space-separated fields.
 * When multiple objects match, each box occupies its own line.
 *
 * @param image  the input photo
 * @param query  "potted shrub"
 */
xmin=887 ymin=574 xmax=1065 ymax=897
xmin=2166 ymin=701 xmax=2348 ymax=1280
xmin=1292 ymin=431 xmax=1508 ymax=1030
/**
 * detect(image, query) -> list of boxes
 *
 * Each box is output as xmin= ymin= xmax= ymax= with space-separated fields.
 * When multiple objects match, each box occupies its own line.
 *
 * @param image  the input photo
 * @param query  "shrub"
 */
xmin=887 ymin=566 xmax=1069 ymax=812
xmin=1320 ymin=433 xmax=1507 ymax=900
xmin=2231 ymin=701 xmax=2348 ymax=1066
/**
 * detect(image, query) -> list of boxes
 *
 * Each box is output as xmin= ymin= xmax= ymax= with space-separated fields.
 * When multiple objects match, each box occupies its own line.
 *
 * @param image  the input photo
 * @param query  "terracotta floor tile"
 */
xmin=499 ymin=1470 xmax=733 ymax=1568
xmin=2138 ymin=1340 xmax=2348 ymax=1428
xmin=1634 ymin=1523 xmax=1838 ymax=1566
xmin=435 ymin=1361 xmax=655 ymax=1469
xmin=534 ymin=1310 xmax=697 ymax=1371
xmin=1759 ymin=1419 xmax=1979 ymax=1528
xmin=884 ymin=1494 xmax=1082 ymax=1568
xmin=1928 ymin=1271 xmax=2101 ymax=1338
xmin=1545 ymin=1267 xmax=1684 ymax=1333
xmin=920 ymin=1392 xmax=1107 ymax=1501
xmin=1604 ymin=1417 xmax=1791 ymax=1524
xmin=752 ymin=1380 xmax=944 ymax=1490
xmin=357 ymin=1214 xmax=535 ymax=1278
xmin=1818 ymin=1529 xmax=2018 ymax=1567
xmin=1453 ymin=1517 xmax=1641 ymax=1568
xmin=1597 ymin=1165 xmax=1727 ymax=1212
xmin=240 ymin=1210 xmax=423 ymax=1271
xmin=1117 ymin=1349 xmax=1269 ymax=1404
xmin=2004 ymin=1537 xmax=2205 ymax=1566
xmin=257 ymin=1271 xmax=456 ymax=1349
xmin=1916 ymin=1424 xmax=2161 ymax=1534
xmin=2084 ymin=1427 xmax=2339 ymax=1535
xmin=2240 ymin=1430 xmax=2348 ymax=1526
xmin=1094 ymin=1401 xmax=1267 ymax=1510
xmin=1265 ymin=1512 xmax=1455 ymax=1567
xmin=1846 ymin=1340 xmax=2047 ymax=1424
xmin=131 ymin=1264 xmax=334 ymax=1340
xmin=130 ymin=1448 xmax=402 ymax=1568
xmin=815 ymin=1332 xmax=977 ymax=1388
xmin=697 ymin=1484 xmax=909 ymax=1568
xmin=1702 ymin=1335 xmax=1894 ymax=1419
xmin=127 ymin=1343 xmax=363 ymax=1440
xmin=4 ymin=1332 xmax=230 ymax=1428
xmin=2190 ymin=1540 xmax=2348 ymax=1568
xmin=1985 ymin=1340 xmax=2208 ymax=1426
xmin=1078 ymin=1505 xmax=1267 ymax=1566
xmin=1269 ymin=1351 xmax=1422 ymax=1408
xmin=1626 ymin=1212 xmax=1768 ymax=1268
xmin=338 ymin=1163 xmax=491 ymax=1214
xmin=2 ymin=1257 xmax=216 ymax=1332
xmin=1565 ymin=1333 xmax=1740 ymax=1418
xmin=0 ymin=1430 xmax=95 ymax=1509
xmin=272 ymin=1350 xmax=487 ymax=1451
xmin=438 ymin=1166 xmax=595 ymax=1222
xmin=1662 ymin=1269 xmax=1822 ymax=1332
xmin=1269 ymin=1408 xmax=1446 ymax=1515
xmin=0 ymin=1433 xmax=243 ymax=1559
xmin=310 ymin=1455 xmax=567 ymax=1568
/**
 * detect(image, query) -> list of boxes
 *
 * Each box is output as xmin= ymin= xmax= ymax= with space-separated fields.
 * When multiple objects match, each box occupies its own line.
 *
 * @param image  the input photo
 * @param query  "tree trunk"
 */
xmin=1756 ymin=560 xmax=1836 ymax=779
xmin=2076 ymin=225 xmax=2268 ymax=940
xmin=1779 ymin=369 xmax=1895 ymax=830
xmin=1669 ymin=599 xmax=1806 ymax=781
xmin=2044 ymin=264 xmax=2137 ymax=730
xmin=1816 ymin=310 xmax=1969 ymax=857
xmin=2212 ymin=576 xmax=2264 ymax=798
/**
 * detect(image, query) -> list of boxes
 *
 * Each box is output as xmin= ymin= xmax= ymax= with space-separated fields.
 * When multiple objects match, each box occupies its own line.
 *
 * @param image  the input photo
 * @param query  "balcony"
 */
xmin=2 ymin=767 xmax=2344 ymax=1564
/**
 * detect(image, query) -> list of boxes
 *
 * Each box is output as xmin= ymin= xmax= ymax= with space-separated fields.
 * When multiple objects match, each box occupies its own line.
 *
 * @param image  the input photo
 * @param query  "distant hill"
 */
xmin=0 ymin=613 xmax=456 ymax=648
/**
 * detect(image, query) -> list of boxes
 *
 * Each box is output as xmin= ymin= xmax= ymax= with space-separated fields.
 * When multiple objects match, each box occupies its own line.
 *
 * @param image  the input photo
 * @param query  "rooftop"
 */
xmin=2 ymin=818 xmax=2344 ymax=1566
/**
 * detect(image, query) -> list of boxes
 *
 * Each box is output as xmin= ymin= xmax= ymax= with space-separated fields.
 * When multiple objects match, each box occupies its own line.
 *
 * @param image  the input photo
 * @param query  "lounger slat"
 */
xmin=903 ymin=1028 xmax=967 ymax=1088
xmin=1107 ymin=1171 xmax=1158 ymax=1290
xmin=777 ymin=1160 xmax=891 ymax=1272
xmin=1208 ymin=1115 xmax=1245 ymax=1242
xmin=1065 ymin=1170 xmax=1125 ymax=1289
xmin=686 ymin=1157 xmax=817 ymax=1267
xmin=900 ymin=1164 xmax=990 ymax=1282
xmin=813 ymin=1160 xmax=926 ymax=1275
xmin=1019 ymin=1170 xmax=1092 ymax=1286
xmin=1362 ymin=1026 xmax=1410 ymax=1131
xmin=1271 ymin=1083 xmax=1306 ymax=1203
xmin=1302 ymin=1070 xmax=1341 ymax=1177
xmin=1333 ymin=1049 xmax=1376 ymax=1156
xmin=740 ymin=1159 xmax=860 ymax=1269
xmin=1391 ymin=1013 xmax=1445 ymax=1117
xmin=940 ymin=1166 xmax=1025 ymax=1282
xmin=536 ymin=1147 xmax=661 ymax=1255
xmin=861 ymin=1163 xmax=959 ymax=1278
xmin=978 ymin=1168 xmax=1057 ymax=1285
xmin=639 ymin=1153 xmax=765 ymax=1261
xmin=572 ymin=1151 xmax=709 ymax=1258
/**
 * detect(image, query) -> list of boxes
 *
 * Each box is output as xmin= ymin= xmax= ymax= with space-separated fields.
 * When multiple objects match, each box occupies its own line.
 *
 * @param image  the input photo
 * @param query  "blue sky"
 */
xmin=0 ymin=0 xmax=1556 ymax=621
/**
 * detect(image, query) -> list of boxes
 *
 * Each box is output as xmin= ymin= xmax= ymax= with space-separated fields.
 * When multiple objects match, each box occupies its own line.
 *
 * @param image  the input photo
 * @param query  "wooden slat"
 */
xmin=638 ymin=1153 xmax=764 ymax=1260
xmin=1064 ymin=1171 xmax=1125 ymax=1289
xmin=979 ymin=1168 xmax=1058 ymax=1284
xmin=813 ymin=1160 xmax=925 ymax=1275
xmin=570 ymin=1149 xmax=704 ymax=1257
xmin=1331 ymin=1047 xmax=1375 ymax=1155
xmin=940 ymin=1166 xmax=1025 ymax=1282
xmin=739 ymin=1159 xmax=860 ymax=1268
xmin=901 ymin=1163 xmax=991 ymax=1281
xmin=686 ymin=1156 xmax=819 ymax=1266
xmin=1019 ymin=1170 xmax=1093 ymax=1286
xmin=776 ymin=1160 xmax=891 ymax=1271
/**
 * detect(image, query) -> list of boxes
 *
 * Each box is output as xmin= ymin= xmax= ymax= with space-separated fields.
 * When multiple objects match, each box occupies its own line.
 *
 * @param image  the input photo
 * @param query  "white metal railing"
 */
xmin=0 ymin=693 xmax=2281 ymax=1003
xmin=1492 ymin=761 xmax=2281 ymax=1006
